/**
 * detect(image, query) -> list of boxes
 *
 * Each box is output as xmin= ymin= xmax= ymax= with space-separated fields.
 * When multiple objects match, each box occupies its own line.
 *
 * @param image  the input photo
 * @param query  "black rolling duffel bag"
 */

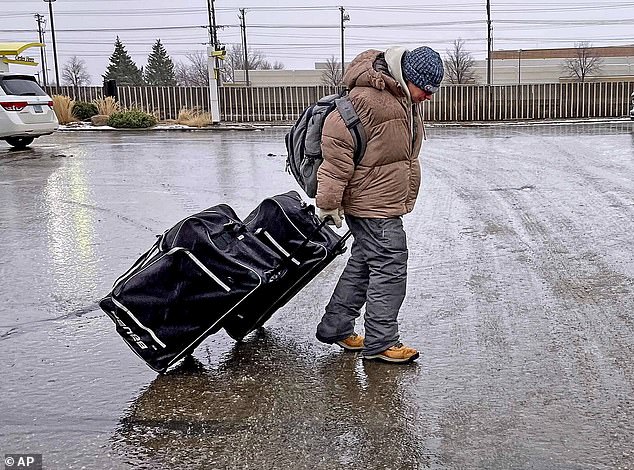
xmin=222 ymin=191 xmax=348 ymax=340
xmin=99 ymin=191 xmax=349 ymax=373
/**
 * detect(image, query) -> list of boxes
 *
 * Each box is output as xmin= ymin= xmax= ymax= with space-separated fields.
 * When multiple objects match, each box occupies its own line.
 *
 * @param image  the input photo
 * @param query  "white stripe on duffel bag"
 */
xmin=181 ymin=249 xmax=231 ymax=292
xmin=255 ymin=228 xmax=300 ymax=266
xmin=111 ymin=297 xmax=167 ymax=349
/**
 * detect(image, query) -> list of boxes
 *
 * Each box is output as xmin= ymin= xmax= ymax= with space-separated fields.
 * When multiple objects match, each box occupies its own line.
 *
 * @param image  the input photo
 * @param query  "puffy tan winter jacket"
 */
xmin=315 ymin=48 xmax=423 ymax=218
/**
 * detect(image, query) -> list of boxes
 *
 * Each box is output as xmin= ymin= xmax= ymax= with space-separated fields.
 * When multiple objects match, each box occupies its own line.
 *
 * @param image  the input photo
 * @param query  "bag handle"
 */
xmin=272 ymin=217 xmax=351 ymax=274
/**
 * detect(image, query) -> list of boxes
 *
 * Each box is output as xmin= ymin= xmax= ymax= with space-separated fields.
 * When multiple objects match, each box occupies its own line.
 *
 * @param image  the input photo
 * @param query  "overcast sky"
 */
xmin=2 ymin=0 xmax=634 ymax=85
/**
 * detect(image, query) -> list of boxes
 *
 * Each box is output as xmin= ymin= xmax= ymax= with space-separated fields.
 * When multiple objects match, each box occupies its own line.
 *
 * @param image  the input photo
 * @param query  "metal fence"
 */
xmin=45 ymin=81 xmax=634 ymax=123
xmin=44 ymin=85 xmax=210 ymax=120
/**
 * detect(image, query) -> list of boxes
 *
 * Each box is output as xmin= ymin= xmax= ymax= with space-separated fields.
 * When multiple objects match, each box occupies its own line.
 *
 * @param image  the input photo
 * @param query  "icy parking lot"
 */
xmin=0 ymin=123 xmax=633 ymax=469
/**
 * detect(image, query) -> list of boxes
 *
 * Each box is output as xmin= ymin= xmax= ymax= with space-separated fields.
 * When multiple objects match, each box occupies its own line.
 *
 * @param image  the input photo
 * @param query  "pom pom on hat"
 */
xmin=401 ymin=46 xmax=444 ymax=93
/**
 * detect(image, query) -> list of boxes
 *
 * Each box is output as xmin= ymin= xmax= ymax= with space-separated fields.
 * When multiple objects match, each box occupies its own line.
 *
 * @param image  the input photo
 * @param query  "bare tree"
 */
xmin=321 ymin=56 xmax=343 ymax=86
xmin=220 ymin=44 xmax=284 ymax=83
xmin=220 ymin=44 xmax=240 ymax=82
xmin=563 ymin=42 xmax=603 ymax=82
xmin=175 ymin=52 xmax=209 ymax=86
xmin=444 ymin=39 xmax=477 ymax=84
xmin=174 ymin=47 xmax=284 ymax=85
xmin=260 ymin=60 xmax=285 ymax=70
xmin=62 ymin=56 xmax=91 ymax=86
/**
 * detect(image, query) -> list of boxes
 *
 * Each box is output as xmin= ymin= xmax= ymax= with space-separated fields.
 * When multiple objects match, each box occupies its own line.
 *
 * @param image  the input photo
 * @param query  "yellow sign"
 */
xmin=211 ymin=49 xmax=226 ymax=60
xmin=0 ymin=42 xmax=44 ymax=67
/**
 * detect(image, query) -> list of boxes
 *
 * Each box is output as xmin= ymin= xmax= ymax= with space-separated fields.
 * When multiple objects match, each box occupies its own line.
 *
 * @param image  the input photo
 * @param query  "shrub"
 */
xmin=107 ymin=109 xmax=157 ymax=128
xmin=93 ymin=96 xmax=120 ymax=116
xmin=52 ymin=95 xmax=77 ymax=124
xmin=176 ymin=108 xmax=212 ymax=127
xmin=73 ymin=101 xmax=98 ymax=121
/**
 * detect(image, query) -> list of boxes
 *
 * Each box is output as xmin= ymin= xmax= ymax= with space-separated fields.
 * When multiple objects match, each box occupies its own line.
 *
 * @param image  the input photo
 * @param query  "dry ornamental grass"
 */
xmin=176 ymin=108 xmax=212 ymax=127
xmin=93 ymin=96 xmax=121 ymax=116
xmin=52 ymin=95 xmax=77 ymax=124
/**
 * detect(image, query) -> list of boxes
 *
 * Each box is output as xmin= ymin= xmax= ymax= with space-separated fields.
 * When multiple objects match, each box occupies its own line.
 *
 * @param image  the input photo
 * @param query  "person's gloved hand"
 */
xmin=318 ymin=207 xmax=343 ymax=228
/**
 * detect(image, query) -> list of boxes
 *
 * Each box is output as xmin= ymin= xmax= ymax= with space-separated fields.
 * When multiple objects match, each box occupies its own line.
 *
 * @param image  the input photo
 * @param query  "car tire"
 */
xmin=5 ymin=137 xmax=35 ymax=149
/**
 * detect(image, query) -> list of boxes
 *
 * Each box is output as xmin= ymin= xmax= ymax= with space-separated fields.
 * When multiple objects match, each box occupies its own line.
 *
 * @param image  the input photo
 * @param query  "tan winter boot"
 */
xmin=335 ymin=333 xmax=364 ymax=351
xmin=363 ymin=343 xmax=419 ymax=363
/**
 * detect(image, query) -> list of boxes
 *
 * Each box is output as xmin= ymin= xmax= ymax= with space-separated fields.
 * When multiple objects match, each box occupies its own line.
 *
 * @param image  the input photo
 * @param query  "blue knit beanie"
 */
xmin=401 ymin=46 xmax=444 ymax=93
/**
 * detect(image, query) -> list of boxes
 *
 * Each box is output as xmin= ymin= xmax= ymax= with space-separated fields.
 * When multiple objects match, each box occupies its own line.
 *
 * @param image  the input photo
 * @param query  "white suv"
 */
xmin=0 ymin=73 xmax=58 ymax=149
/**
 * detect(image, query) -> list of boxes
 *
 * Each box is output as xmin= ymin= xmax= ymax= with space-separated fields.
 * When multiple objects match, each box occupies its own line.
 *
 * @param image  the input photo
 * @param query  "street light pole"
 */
xmin=518 ymin=49 xmax=522 ymax=84
xmin=43 ymin=0 xmax=60 ymax=87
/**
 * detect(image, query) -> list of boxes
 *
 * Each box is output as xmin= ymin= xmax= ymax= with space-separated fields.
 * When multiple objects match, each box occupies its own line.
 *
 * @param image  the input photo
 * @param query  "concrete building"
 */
xmin=232 ymin=69 xmax=330 ymax=87
xmin=483 ymin=45 xmax=634 ymax=84
xmin=232 ymin=45 xmax=634 ymax=87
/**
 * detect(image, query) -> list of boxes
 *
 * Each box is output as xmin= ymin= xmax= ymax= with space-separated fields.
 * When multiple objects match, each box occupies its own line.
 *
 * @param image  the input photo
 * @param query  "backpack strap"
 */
xmin=335 ymin=96 xmax=367 ymax=167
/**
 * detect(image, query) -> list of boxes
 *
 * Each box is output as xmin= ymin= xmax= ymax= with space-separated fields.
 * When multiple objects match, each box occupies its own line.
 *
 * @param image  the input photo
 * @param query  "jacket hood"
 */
xmin=343 ymin=49 xmax=404 ymax=98
xmin=384 ymin=46 xmax=411 ymax=102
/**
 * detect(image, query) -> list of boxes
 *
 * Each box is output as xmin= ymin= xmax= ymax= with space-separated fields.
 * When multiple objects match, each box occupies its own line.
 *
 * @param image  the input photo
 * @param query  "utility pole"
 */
xmin=239 ymin=8 xmax=250 ymax=86
xmin=209 ymin=0 xmax=220 ymax=84
xmin=339 ymin=6 xmax=349 ymax=78
xmin=210 ymin=0 xmax=219 ymax=47
xmin=518 ymin=49 xmax=522 ymax=84
xmin=486 ymin=0 xmax=492 ymax=85
xmin=43 ymin=0 xmax=60 ymax=88
xmin=206 ymin=0 xmax=213 ymax=44
xmin=34 ymin=13 xmax=48 ymax=85
xmin=206 ymin=0 xmax=221 ymax=123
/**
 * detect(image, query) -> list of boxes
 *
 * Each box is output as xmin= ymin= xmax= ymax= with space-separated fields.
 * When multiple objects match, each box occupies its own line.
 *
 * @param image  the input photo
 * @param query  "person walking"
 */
xmin=315 ymin=45 xmax=444 ymax=363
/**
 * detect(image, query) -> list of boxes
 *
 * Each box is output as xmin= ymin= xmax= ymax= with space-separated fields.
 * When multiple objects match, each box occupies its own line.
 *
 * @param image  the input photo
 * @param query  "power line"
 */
xmin=9 ymin=17 xmax=634 ymax=36
xmin=6 ymin=1 xmax=634 ymax=18
xmin=1 ymin=25 xmax=207 ymax=33
xmin=5 ymin=5 xmax=634 ymax=74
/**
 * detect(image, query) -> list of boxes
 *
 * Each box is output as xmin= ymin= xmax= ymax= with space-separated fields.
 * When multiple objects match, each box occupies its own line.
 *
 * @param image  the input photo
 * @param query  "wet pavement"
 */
xmin=1 ymin=123 xmax=633 ymax=469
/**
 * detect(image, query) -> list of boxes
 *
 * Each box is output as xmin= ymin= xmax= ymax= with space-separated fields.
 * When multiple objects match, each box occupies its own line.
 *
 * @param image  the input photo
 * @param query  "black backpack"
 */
xmin=285 ymin=90 xmax=367 ymax=198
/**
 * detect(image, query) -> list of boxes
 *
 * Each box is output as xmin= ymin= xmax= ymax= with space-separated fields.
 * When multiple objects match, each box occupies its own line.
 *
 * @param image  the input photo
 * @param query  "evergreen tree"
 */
xmin=144 ymin=39 xmax=177 ymax=86
xmin=102 ymin=36 xmax=144 ymax=85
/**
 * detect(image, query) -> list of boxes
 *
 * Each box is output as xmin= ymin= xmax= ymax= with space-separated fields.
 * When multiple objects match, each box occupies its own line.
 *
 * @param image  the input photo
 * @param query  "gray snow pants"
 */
xmin=316 ymin=215 xmax=408 ymax=356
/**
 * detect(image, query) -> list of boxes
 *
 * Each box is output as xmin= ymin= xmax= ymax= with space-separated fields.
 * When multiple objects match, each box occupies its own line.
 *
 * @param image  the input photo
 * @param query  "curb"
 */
xmin=58 ymin=117 xmax=634 ymax=132
xmin=59 ymin=117 xmax=632 ymax=132
xmin=59 ymin=124 xmax=268 ymax=132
